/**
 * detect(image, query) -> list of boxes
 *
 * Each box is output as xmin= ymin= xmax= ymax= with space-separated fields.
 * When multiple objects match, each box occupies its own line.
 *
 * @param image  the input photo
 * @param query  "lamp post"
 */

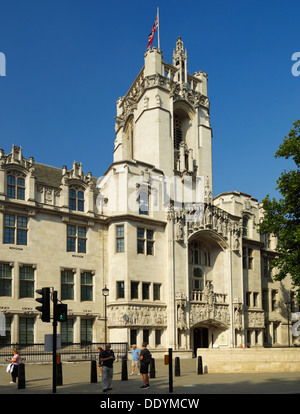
xmin=102 ymin=285 xmax=109 ymax=344
xmin=285 ymin=298 xmax=291 ymax=347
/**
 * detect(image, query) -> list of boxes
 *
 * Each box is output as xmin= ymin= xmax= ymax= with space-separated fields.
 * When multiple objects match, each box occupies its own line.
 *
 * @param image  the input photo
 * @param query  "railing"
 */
xmin=191 ymin=290 xmax=227 ymax=304
xmin=0 ymin=342 xmax=128 ymax=364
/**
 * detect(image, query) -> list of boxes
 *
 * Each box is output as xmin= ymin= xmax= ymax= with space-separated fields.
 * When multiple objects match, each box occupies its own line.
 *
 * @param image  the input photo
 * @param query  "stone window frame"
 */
xmin=116 ymin=224 xmax=125 ymax=253
xmin=69 ymin=185 xmax=85 ymax=212
xmin=137 ymin=227 xmax=154 ymax=256
xmin=4 ymin=213 xmax=28 ymax=246
xmin=6 ymin=170 xmax=26 ymax=201
xmin=66 ymin=224 xmax=87 ymax=253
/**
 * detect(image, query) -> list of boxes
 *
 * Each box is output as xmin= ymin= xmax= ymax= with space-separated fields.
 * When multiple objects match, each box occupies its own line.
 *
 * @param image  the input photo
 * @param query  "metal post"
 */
xmin=52 ymin=290 xmax=57 ymax=394
xmin=104 ymin=295 xmax=107 ymax=344
xmin=91 ymin=359 xmax=97 ymax=383
xmin=197 ymin=355 xmax=203 ymax=375
xmin=175 ymin=356 xmax=180 ymax=376
xmin=102 ymin=285 xmax=109 ymax=344
xmin=168 ymin=348 xmax=173 ymax=393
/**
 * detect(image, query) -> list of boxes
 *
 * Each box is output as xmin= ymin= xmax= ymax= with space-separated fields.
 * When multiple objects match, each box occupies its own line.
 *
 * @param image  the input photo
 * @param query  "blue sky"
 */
xmin=0 ymin=0 xmax=299 ymax=202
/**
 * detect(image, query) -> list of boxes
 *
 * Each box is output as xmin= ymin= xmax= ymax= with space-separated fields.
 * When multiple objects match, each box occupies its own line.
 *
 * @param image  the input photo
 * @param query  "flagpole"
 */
xmin=157 ymin=6 xmax=160 ymax=50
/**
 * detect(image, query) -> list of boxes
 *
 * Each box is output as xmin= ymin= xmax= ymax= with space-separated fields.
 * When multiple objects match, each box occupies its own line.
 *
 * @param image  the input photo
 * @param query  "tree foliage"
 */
xmin=258 ymin=120 xmax=300 ymax=299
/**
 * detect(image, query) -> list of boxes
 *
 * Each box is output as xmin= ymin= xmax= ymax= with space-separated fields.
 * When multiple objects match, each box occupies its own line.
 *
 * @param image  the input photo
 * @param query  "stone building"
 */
xmin=0 ymin=38 xmax=298 ymax=353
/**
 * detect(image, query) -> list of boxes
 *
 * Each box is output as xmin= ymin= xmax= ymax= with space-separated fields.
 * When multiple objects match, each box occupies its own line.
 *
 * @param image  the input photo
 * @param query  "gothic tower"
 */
xmin=113 ymin=37 xmax=213 ymax=196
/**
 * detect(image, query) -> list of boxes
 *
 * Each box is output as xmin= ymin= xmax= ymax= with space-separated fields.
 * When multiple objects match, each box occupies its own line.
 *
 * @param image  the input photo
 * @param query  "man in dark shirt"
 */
xmin=139 ymin=342 xmax=151 ymax=389
xmin=99 ymin=343 xmax=115 ymax=392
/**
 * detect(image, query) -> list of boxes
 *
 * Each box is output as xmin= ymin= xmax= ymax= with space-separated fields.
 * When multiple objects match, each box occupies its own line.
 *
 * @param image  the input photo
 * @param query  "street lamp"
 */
xmin=285 ymin=298 xmax=291 ymax=347
xmin=102 ymin=285 xmax=109 ymax=344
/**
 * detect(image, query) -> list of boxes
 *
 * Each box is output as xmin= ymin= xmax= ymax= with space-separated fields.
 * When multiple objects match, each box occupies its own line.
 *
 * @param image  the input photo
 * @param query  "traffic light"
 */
xmin=56 ymin=303 xmax=67 ymax=322
xmin=35 ymin=287 xmax=50 ymax=322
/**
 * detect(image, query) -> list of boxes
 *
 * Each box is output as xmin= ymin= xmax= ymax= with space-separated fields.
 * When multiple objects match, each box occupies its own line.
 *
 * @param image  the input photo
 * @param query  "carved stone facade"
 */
xmin=0 ymin=38 xmax=297 ymax=352
xmin=108 ymin=305 xmax=167 ymax=328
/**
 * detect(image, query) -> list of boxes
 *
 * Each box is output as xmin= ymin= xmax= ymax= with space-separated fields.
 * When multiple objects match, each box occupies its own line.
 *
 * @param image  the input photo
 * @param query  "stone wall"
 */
xmin=197 ymin=348 xmax=300 ymax=373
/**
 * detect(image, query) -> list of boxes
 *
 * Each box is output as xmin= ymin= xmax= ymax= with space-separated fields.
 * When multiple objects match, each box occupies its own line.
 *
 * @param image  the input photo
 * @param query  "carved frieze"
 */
xmin=107 ymin=304 xmax=167 ymax=327
xmin=244 ymin=310 xmax=265 ymax=328
xmin=190 ymin=302 xmax=230 ymax=327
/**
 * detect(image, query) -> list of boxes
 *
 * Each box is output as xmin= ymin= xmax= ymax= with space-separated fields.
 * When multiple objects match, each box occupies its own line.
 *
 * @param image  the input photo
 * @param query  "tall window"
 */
xmin=262 ymin=289 xmax=268 ymax=311
xmin=7 ymin=173 xmax=25 ymax=200
xmin=0 ymin=263 xmax=12 ymax=296
xmin=116 ymin=225 xmax=124 ymax=252
xmin=81 ymin=271 xmax=93 ymax=301
xmin=81 ymin=319 xmax=93 ymax=344
xmin=19 ymin=266 xmax=34 ymax=298
xmin=67 ymin=225 xmax=86 ymax=253
xmin=117 ymin=281 xmax=125 ymax=299
xmin=243 ymin=247 xmax=254 ymax=270
xmin=61 ymin=319 xmax=74 ymax=345
xmin=153 ymin=283 xmax=161 ymax=301
xmin=4 ymin=214 xmax=28 ymax=245
xmin=273 ymin=323 xmax=278 ymax=344
xmin=155 ymin=329 xmax=162 ymax=346
xmin=61 ymin=269 xmax=74 ymax=300
xmin=19 ymin=317 xmax=34 ymax=344
xmin=242 ymin=217 xmax=249 ymax=237
xmin=69 ymin=187 xmax=84 ymax=211
xmin=138 ymin=190 xmax=149 ymax=215
xmin=131 ymin=281 xmax=139 ymax=299
xmin=271 ymin=290 xmax=278 ymax=311
xmin=174 ymin=117 xmax=183 ymax=150
xmin=137 ymin=228 xmax=154 ymax=255
xmin=130 ymin=329 xmax=137 ymax=346
xmin=142 ymin=282 xmax=150 ymax=300
xmin=143 ymin=329 xmax=149 ymax=344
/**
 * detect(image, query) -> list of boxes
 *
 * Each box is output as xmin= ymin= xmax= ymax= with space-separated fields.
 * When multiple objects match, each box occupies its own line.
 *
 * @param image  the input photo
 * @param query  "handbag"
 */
xmin=6 ymin=363 xmax=13 ymax=373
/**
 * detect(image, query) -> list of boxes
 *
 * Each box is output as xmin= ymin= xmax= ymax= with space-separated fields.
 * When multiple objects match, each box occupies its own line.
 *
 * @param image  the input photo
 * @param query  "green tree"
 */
xmin=258 ymin=120 xmax=300 ymax=300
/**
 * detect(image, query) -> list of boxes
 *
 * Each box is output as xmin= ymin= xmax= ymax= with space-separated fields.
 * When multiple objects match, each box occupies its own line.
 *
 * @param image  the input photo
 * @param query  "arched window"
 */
xmin=69 ymin=186 xmax=84 ymax=211
xmin=7 ymin=172 xmax=25 ymax=200
xmin=174 ymin=117 xmax=183 ymax=150
xmin=242 ymin=217 xmax=249 ymax=237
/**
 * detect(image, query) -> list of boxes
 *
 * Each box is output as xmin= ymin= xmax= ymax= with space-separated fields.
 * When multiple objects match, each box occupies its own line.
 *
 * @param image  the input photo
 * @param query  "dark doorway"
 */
xmin=193 ymin=327 xmax=209 ymax=355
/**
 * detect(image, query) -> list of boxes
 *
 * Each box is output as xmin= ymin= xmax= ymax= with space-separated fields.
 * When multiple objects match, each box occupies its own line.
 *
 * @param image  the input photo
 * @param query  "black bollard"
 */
xmin=150 ymin=358 xmax=155 ymax=378
xmin=169 ymin=348 xmax=173 ymax=393
xmin=18 ymin=363 xmax=25 ymax=389
xmin=197 ymin=355 xmax=203 ymax=375
xmin=56 ymin=362 xmax=63 ymax=385
xmin=121 ymin=356 xmax=128 ymax=381
xmin=91 ymin=359 xmax=97 ymax=383
xmin=175 ymin=357 xmax=180 ymax=376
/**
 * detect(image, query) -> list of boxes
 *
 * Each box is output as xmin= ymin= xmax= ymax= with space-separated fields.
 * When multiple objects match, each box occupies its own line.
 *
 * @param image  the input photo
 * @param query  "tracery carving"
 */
xmin=244 ymin=310 xmax=265 ymax=328
xmin=107 ymin=305 xmax=167 ymax=327
xmin=190 ymin=282 xmax=230 ymax=327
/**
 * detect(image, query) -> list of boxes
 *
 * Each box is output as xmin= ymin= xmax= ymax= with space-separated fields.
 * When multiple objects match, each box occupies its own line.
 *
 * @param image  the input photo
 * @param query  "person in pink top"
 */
xmin=7 ymin=348 xmax=20 ymax=384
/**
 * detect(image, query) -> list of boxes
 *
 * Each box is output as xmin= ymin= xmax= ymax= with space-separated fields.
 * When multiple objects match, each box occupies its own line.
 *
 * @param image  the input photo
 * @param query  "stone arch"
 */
xmin=188 ymin=229 xmax=229 ymax=252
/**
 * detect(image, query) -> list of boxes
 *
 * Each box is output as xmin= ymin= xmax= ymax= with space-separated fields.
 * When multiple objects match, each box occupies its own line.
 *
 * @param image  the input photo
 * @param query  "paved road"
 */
xmin=1 ymin=358 xmax=300 ymax=396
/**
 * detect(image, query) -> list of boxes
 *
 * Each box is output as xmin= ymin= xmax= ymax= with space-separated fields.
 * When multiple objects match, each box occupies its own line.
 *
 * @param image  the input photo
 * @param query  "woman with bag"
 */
xmin=7 ymin=348 xmax=20 ymax=384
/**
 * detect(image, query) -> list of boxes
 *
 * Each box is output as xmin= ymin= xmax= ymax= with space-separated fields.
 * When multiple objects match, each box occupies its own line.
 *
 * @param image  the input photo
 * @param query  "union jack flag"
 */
xmin=147 ymin=15 xmax=159 ymax=50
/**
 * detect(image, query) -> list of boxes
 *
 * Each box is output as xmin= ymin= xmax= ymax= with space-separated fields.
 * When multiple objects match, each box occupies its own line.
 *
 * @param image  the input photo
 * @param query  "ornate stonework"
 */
xmin=107 ymin=305 xmax=167 ymax=328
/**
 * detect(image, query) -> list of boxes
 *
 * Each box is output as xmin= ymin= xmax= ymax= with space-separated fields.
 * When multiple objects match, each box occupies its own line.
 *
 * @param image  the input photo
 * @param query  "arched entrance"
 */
xmin=193 ymin=327 xmax=208 ymax=354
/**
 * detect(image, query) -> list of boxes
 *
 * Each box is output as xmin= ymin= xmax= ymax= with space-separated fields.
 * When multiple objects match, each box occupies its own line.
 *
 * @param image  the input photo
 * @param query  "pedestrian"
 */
xmin=139 ymin=342 xmax=151 ymax=389
xmin=97 ymin=346 xmax=103 ymax=376
xmin=7 ymin=348 xmax=20 ymax=384
xmin=99 ymin=343 xmax=115 ymax=392
xmin=130 ymin=344 xmax=141 ymax=376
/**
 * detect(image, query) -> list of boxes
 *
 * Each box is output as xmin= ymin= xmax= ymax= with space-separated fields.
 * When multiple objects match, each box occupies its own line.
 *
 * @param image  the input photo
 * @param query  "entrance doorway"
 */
xmin=193 ymin=327 xmax=209 ymax=355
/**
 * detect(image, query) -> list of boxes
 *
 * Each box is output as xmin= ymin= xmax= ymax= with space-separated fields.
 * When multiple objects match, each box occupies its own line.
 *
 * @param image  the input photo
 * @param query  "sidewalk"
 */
xmin=1 ymin=358 xmax=300 ymax=395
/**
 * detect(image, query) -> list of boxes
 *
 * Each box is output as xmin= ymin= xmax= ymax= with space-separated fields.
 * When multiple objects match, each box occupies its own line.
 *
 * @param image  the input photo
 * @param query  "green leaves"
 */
xmin=258 ymin=120 xmax=300 ymax=299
